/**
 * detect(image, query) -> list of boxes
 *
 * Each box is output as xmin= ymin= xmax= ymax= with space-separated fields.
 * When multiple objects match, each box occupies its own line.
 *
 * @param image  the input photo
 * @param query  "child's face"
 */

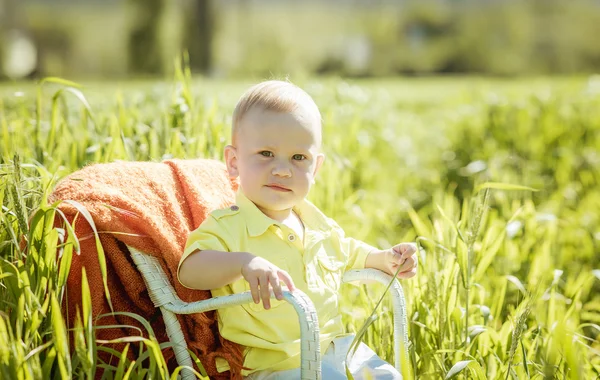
xmin=224 ymin=108 xmax=324 ymax=221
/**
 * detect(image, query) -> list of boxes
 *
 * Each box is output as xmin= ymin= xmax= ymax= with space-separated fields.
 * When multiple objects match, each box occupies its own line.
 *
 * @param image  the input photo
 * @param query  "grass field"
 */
xmin=1 ymin=72 xmax=599 ymax=379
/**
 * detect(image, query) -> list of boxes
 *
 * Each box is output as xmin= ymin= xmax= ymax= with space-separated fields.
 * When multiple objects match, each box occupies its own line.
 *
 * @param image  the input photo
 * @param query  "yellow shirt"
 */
xmin=177 ymin=192 xmax=377 ymax=376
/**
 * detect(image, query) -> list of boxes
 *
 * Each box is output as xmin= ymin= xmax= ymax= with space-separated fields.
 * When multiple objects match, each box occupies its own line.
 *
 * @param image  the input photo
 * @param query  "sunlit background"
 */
xmin=2 ymin=0 xmax=600 ymax=80
xmin=1 ymin=1 xmax=599 ymax=379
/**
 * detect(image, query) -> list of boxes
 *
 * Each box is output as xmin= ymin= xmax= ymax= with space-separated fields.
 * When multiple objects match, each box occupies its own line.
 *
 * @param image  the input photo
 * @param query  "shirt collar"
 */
xmin=235 ymin=191 xmax=332 ymax=237
xmin=235 ymin=191 xmax=276 ymax=237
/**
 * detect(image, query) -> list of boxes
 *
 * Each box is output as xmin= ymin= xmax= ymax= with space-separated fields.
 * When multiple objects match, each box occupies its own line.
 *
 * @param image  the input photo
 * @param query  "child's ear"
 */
xmin=224 ymin=145 xmax=239 ymax=179
xmin=313 ymin=153 xmax=325 ymax=179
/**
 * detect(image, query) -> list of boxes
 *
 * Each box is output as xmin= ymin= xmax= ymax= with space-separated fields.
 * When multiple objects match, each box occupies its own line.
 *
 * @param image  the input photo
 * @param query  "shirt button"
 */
xmin=288 ymin=234 xmax=296 ymax=242
xmin=230 ymin=205 xmax=239 ymax=211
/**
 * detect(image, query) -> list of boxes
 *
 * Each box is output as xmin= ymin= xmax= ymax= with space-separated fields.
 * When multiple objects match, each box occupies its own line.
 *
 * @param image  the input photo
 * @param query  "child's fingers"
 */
xmin=393 ymin=243 xmax=417 ymax=259
xmin=258 ymin=274 xmax=271 ymax=309
xmin=278 ymin=270 xmax=296 ymax=292
xmin=248 ymin=277 xmax=260 ymax=304
xmin=389 ymin=249 xmax=407 ymax=270
xmin=398 ymin=255 xmax=417 ymax=273
xmin=396 ymin=267 xmax=417 ymax=279
xmin=392 ymin=250 xmax=405 ymax=264
xmin=396 ymin=255 xmax=418 ymax=278
xmin=269 ymin=272 xmax=283 ymax=300
xmin=401 ymin=243 xmax=417 ymax=257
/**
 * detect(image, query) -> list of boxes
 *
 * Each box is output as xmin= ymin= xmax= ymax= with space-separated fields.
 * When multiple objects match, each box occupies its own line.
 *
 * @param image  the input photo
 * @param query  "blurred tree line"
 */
xmin=0 ymin=0 xmax=212 ymax=79
xmin=127 ymin=0 xmax=212 ymax=75
xmin=1 ymin=0 xmax=599 ymax=79
xmin=383 ymin=0 xmax=600 ymax=76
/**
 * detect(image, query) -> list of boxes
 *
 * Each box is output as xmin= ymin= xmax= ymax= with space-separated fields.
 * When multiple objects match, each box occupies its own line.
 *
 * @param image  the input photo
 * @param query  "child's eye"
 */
xmin=259 ymin=151 xmax=274 ymax=157
xmin=292 ymin=154 xmax=307 ymax=161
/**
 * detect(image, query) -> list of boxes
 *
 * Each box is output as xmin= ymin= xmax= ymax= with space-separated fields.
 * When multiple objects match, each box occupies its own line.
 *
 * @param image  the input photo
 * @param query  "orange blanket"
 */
xmin=49 ymin=159 xmax=244 ymax=379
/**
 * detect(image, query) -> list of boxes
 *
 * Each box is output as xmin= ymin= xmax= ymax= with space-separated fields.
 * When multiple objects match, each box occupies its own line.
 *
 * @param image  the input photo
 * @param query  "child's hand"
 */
xmin=385 ymin=243 xmax=418 ymax=279
xmin=241 ymin=255 xmax=296 ymax=310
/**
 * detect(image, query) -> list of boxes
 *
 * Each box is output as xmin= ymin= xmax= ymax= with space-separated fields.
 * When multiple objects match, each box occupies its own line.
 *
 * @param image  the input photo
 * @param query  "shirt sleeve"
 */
xmin=177 ymin=215 xmax=232 ymax=289
xmin=342 ymin=235 xmax=378 ymax=270
xmin=328 ymin=218 xmax=378 ymax=270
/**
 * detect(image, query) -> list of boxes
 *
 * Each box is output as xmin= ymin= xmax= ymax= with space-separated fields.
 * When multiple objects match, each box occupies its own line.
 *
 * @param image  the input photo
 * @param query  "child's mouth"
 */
xmin=266 ymin=184 xmax=292 ymax=192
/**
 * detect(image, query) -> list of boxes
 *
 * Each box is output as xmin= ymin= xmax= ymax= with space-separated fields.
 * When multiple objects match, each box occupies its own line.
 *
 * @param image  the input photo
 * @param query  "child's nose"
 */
xmin=271 ymin=163 xmax=292 ymax=177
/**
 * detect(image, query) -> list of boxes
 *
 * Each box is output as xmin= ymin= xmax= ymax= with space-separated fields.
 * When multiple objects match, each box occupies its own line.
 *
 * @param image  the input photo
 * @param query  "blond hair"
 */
xmin=232 ymin=80 xmax=322 ymax=144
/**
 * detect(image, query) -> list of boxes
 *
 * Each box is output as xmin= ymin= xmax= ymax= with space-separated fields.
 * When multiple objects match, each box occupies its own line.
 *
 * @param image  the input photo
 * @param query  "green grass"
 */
xmin=1 ymin=71 xmax=599 ymax=379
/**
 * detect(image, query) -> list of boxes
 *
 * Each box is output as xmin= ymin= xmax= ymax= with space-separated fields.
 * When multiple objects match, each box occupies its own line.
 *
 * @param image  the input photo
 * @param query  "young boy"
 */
xmin=177 ymin=80 xmax=418 ymax=379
